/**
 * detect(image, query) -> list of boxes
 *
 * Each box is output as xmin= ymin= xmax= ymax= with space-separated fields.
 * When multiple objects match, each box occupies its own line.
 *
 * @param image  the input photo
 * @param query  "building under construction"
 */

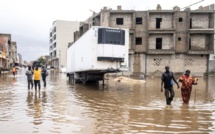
xmin=73 ymin=4 xmax=214 ymax=76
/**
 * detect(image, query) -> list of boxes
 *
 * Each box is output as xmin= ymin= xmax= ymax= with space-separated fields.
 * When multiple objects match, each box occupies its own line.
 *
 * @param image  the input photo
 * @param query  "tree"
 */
xmin=37 ymin=57 xmax=46 ymax=65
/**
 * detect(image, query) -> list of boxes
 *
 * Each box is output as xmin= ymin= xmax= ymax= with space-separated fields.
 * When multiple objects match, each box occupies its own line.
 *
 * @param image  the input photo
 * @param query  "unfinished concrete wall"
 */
xmin=94 ymin=16 xmax=101 ymax=26
xmin=169 ymin=54 xmax=185 ymax=73
xmin=175 ymin=34 xmax=188 ymax=53
xmin=130 ymin=54 xmax=146 ymax=76
xmin=148 ymin=34 xmax=174 ymax=49
xmin=209 ymin=13 xmax=214 ymax=29
xmin=83 ymin=24 xmax=89 ymax=34
xmin=191 ymin=14 xmax=210 ymax=29
xmin=190 ymin=34 xmax=208 ymax=49
xmin=74 ymin=31 xmax=80 ymax=41
xmin=134 ymin=11 xmax=148 ymax=53
xmin=146 ymin=54 xmax=207 ymax=76
xmin=129 ymin=33 xmax=134 ymax=49
xmin=209 ymin=34 xmax=214 ymax=51
xmin=88 ymin=16 xmax=101 ymax=28
xmin=175 ymin=11 xmax=188 ymax=53
xmin=100 ymin=10 xmax=110 ymax=27
xmin=109 ymin=13 xmax=133 ymax=29
xmin=184 ymin=55 xmax=207 ymax=75
xmin=209 ymin=60 xmax=215 ymax=72
xmin=146 ymin=55 xmax=171 ymax=74
xmin=148 ymin=13 xmax=174 ymax=30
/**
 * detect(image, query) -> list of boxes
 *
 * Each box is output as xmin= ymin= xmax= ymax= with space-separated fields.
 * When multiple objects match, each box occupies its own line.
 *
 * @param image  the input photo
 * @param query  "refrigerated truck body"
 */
xmin=66 ymin=26 xmax=129 ymax=83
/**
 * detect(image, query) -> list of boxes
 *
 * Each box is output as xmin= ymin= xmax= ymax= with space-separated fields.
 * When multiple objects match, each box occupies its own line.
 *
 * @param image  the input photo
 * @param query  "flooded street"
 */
xmin=0 ymin=69 xmax=215 ymax=134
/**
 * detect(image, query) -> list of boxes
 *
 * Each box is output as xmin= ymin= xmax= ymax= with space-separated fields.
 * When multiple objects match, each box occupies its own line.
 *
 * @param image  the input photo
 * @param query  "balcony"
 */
xmin=146 ymin=49 xmax=175 ymax=54
xmin=149 ymin=30 xmax=175 ymax=34
xmin=187 ymin=50 xmax=214 ymax=55
xmin=189 ymin=29 xmax=214 ymax=34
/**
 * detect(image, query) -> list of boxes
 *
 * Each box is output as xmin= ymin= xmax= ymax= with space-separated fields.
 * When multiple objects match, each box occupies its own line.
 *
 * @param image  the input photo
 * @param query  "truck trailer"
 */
xmin=66 ymin=26 xmax=129 ymax=83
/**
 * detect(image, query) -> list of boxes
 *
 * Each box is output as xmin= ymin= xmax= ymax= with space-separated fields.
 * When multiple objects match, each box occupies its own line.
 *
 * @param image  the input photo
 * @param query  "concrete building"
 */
xmin=10 ymin=42 xmax=18 ymax=66
xmin=49 ymin=20 xmax=80 ymax=69
xmin=17 ymin=53 xmax=22 ymax=67
xmin=74 ymin=4 xmax=214 ymax=76
xmin=0 ymin=34 xmax=19 ymax=70
xmin=0 ymin=34 xmax=11 ymax=69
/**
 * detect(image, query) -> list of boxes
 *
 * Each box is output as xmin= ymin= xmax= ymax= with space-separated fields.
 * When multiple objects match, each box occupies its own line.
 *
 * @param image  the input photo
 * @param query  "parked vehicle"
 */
xmin=47 ymin=66 xmax=51 ymax=70
xmin=32 ymin=61 xmax=41 ymax=69
xmin=66 ymin=26 xmax=129 ymax=83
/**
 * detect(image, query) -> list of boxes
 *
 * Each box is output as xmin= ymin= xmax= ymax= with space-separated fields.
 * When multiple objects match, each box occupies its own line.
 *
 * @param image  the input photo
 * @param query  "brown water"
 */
xmin=0 ymin=69 xmax=215 ymax=134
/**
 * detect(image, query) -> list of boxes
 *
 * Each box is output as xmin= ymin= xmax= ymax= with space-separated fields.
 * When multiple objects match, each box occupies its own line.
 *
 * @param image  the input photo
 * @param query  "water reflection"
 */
xmin=34 ymin=93 xmax=42 ymax=123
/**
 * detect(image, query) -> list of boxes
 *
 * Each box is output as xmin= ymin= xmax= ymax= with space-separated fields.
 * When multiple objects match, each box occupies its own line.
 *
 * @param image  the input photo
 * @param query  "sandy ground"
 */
xmin=113 ymin=76 xmax=146 ymax=84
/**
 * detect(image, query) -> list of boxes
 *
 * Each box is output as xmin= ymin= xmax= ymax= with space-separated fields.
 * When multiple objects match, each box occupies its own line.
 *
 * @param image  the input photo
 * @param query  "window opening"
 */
xmin=135 ymin=37 xmax=142 ymax=45
xmin=116 ymin=18 xmax=123 ymax=25
xmin=156 ymin=38 xmax=162 ymax=49
xmin=136 ymin=18 xmax=142 ymax=24
xmin=156 ymin=18 xmax=162 ymax=29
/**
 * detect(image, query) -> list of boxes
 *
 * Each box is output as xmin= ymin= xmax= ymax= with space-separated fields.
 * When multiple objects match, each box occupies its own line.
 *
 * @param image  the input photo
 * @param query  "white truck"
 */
xmin=66 ymin=26 xmax=129 ymax=83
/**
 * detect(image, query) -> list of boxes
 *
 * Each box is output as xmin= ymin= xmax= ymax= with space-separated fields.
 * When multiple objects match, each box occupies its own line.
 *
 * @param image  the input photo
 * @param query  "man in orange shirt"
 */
xmin=33 ymin=66 xmax=42 ymax=92
xmin=12 ymin=66 xmax=16 ymax=77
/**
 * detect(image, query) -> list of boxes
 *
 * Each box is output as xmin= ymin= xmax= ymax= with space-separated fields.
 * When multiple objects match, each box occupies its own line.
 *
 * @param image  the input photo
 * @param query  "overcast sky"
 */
xmin=0 ymin=0 xmax=214 ymax=62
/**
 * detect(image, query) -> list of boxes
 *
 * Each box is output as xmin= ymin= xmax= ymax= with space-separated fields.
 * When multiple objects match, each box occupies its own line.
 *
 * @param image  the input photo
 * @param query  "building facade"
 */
xmin=74 ymin=5 xmax=214 ymax=76
xmin=49 ymin=20 xmax=80 ymax=69
xmin=0 ymin=34 xmax=11 ymax=69
xmin=0 ymin=34 xmax=19 ymax=70
xmin=10 ymin=42 xmax=18 ymax=66
xmin=17 ymin=53 xmax=22 ymax=67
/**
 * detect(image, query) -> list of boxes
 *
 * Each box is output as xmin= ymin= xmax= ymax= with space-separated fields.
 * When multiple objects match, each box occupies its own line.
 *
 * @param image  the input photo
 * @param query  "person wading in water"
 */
xmin=33 ymin=66 xmax=41 ymax=92
xmin=26 ymin=66 xmax=33 ymax=90
xmin=161 ymin=66 xmax=180 ymax=105
xmin=178 ymin=70 xmax=198 ymax=104
xmin=12 ymin=66 xmax=16 ymax=77
xmin=41 ymin=66 xmax=48 ymax=88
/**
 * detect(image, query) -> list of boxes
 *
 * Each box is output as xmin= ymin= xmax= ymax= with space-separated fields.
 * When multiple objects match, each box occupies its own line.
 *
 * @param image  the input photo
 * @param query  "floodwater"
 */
xmin=0 ymin=69 xmax=215 ymax=134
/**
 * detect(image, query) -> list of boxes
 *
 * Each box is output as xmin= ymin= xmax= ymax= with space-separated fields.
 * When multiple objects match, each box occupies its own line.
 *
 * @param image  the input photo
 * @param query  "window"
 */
xmin=190 ymin=18 xmax=192 ymax=29
xmin=179 ymin=18 xmax=183 ymax=22
xmin=156 ymin=18 xmax=162 ymax=29
xmin=156 ymin=38 xmax=162 ymax=49
xmin=178 ymin=37 xmax=181 ymax=41
xmin=116 ymin=18 xmax=123 ymax=25
xmin=135 ymin=37 xmax=142 ymax=45
xmin=53 ymin=27 xmax=56 ymax=33
xmin=54 ymin=51 xmax=57 ymax=57
xmin=136 ymin=17 xmax=142 ymax=24
xmin=54 ymin=42 xmax=56 ymax=48
xmin=189 ymin=38 xmax=191 ymax=49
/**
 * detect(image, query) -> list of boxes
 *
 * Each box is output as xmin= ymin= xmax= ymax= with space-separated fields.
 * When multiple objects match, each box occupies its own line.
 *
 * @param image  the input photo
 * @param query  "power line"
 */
xmin=180 ymin=0 xmax=205 ymax=10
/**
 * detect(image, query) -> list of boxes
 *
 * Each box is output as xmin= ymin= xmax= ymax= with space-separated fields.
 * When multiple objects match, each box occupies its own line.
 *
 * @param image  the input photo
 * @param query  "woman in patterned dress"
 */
xmin=179 ymin=70 xmax=198 ymax=104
